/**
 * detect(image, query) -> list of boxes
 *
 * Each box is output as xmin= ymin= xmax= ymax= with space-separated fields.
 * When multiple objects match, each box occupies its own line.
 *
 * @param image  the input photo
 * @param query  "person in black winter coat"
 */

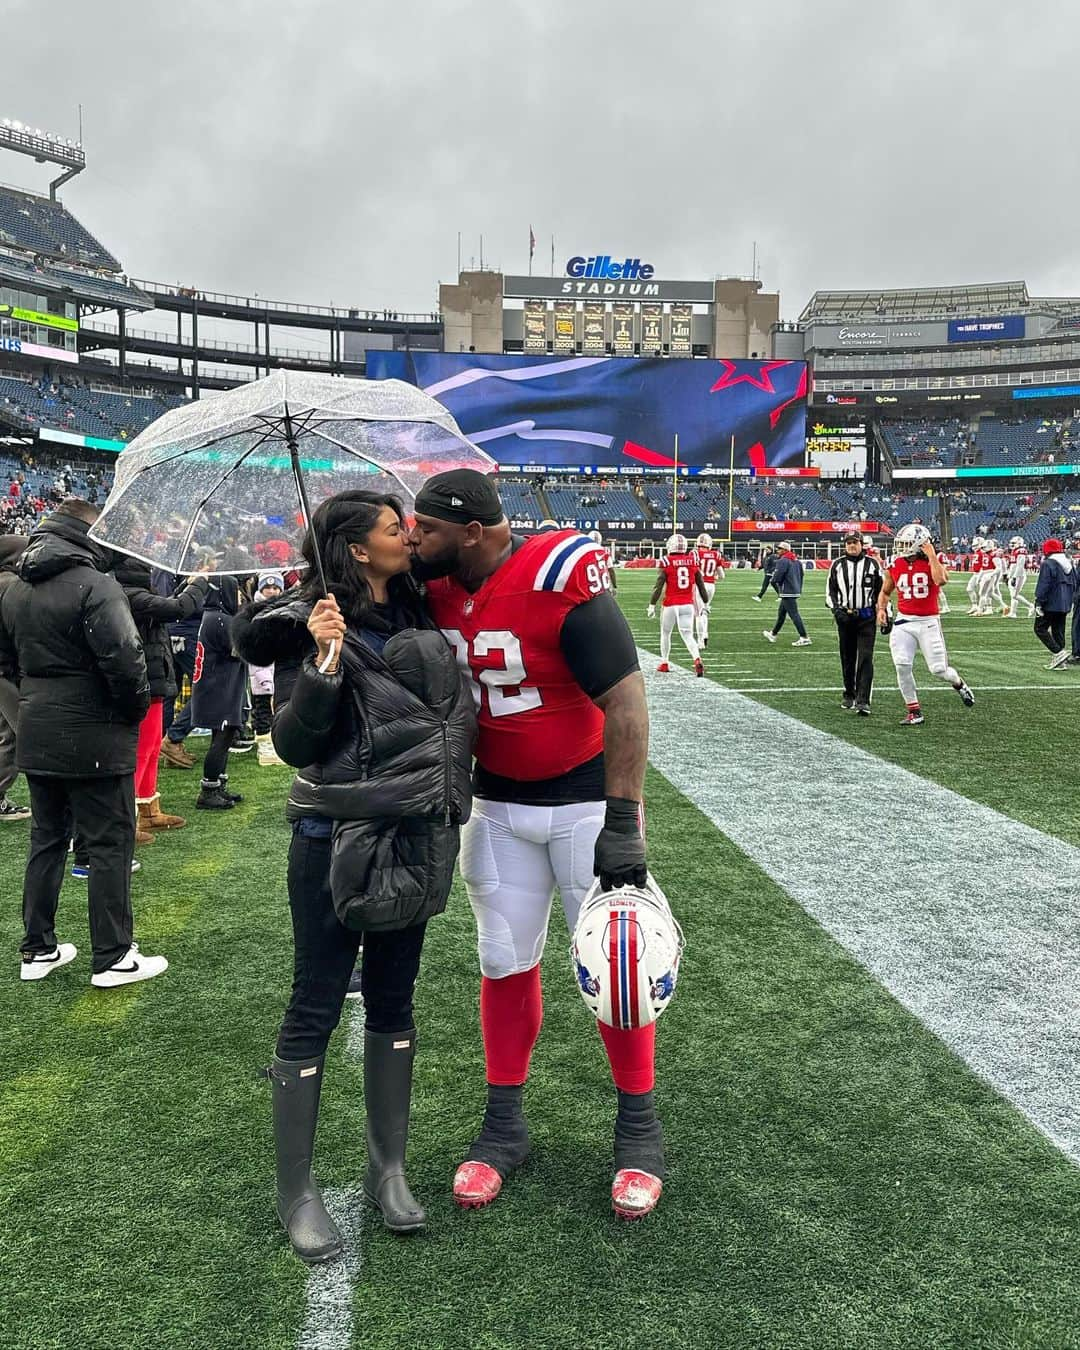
xmin=764 ymin=546 xmax=811 ymax=644
xmin=1034 ymin=537 xmax=1078 ymax=662
xmin=753 ymin=544 xmax=777 ymax=601
xmin=233 ymin=490 xmax=475 ymax=1264
xmin=0 ymin=535 xmax=30 ymax=820
xmin=190 ymin=576 xmax=249 ymax=810
xmin=0 ymin=500 xmax=168 ymax=987
xmin=113 ymin=558 xmax=210 ymax=835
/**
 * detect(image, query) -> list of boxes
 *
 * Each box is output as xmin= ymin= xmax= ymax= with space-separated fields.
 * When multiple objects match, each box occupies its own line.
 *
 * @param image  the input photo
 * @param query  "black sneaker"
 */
xmin=955 ymin=681 xmax=975 ymax=708
xmin=840 ymin=695 xmax=855 ymax=711
xmin=0 ymin=796 xmax=31 ymax=822
xmin=855 ymin=702 xmax=871 ymax=716
xmin=229 ymin=736 xmax=255 ymax=754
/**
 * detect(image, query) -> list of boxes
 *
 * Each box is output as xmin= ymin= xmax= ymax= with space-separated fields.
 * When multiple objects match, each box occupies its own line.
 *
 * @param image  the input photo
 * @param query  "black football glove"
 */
xmin=879 ymin=616 xmax=894 ymax=635
xmin=593 ymin=797 xmax=647 ymax=891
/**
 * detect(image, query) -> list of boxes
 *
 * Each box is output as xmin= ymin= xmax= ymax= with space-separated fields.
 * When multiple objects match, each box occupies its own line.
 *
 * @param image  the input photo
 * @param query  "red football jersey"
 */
xmin=424 ymin=531 xmax=613 ymax=781
xmin=658 ymin=551 xmax=700 ymax=606
xmin=696 ymin=547 xmax=722 ymax=582
xmin=889 ymin=555 xmax=941 ymax=616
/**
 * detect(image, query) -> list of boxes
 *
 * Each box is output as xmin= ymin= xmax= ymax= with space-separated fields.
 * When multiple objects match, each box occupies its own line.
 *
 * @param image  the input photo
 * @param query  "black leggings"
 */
xmin=1034 ymin=611 xmax=1067 ymax=654
xmin=203 ymin=727 xmax=236 ymax=781
xmin=276 ymin=830 xmax=427 ymax=1060
xmin=252 ymin=693 xmax=273 ymax=735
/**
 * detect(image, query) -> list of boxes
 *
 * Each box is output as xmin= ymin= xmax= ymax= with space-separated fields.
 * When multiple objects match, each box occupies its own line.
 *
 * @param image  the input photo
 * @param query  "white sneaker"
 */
xmin=792 ymin=637 xmax=812 ymax=646
xmin=90 ymin=943 xmax=168 ymax=989
xmin=751 ymin=595 xmax=762 ymax=603
xmin=762 ymin=630 xmax=777 ymax=643
xmin=1048 ymin=649 xmax=1072 ymax=670
xmin=21 ymin=943 xmax=78 ymax=981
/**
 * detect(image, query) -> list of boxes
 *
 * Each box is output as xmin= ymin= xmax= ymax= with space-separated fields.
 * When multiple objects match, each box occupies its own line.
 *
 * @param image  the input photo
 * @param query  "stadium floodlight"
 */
xmin=0 ymin=114 xmax=86 ymax=197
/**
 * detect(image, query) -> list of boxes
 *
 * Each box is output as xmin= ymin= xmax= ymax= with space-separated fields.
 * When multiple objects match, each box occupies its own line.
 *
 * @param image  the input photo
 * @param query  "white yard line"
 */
xmin=297 ymin=1003 xmax=365 ymax=1350
xmin=720 ymin=684 xmax=1080 ymax=694
xmin=642 ymin=653 xmax=1080 ymax=1165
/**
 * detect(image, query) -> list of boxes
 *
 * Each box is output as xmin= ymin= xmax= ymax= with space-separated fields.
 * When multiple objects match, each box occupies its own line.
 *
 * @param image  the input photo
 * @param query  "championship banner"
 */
xmin=641 ymin=303 xmax=662 ymax=356
xmin=612 ymin=302 xmax=635 ymax=355
xmin=553 ymin=299 xmax=576 ymax=353
xmin=523 ymin=300 xmax=547 ymax=353
xmin=582 ymin=301 xmax=605 ymax=354
xmin=670 ymin=304 xmax=692 ymax=355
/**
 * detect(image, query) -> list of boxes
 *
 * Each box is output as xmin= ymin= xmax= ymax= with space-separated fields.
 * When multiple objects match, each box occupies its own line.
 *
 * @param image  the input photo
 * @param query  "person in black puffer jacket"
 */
xmin=112 ymin=559 xmax=210 ymax=837
xmin=0 ymin=500 xmax=167 ymax=988
xmin=233 ymin=490 xmax=475 ymax=1264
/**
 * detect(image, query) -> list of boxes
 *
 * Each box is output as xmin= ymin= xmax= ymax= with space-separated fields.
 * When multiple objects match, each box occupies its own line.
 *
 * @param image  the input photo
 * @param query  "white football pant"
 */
xmin=694 ymin=582 xmax=716 ymax=644
xmin=966 ymin=574 xmax=980 ymax=611
xmin=976 ymin=571 xmax=998 ymax=613
xmin=1008 ymin=570 xmax=1036 ymax=617
xmin=460 ymin=798 xmax=605 ymax=978
xmin=660 ymin=603 xmax=700 ymax=661
xmin=889 ymin=615 xmax=961 ymax=705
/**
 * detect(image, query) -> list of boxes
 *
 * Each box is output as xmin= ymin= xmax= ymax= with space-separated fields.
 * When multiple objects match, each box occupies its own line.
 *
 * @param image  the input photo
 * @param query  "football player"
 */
xmin=588 ymin=530 xmax=616 ymax=590
xmin=976 ymin=538 xmax=1004 ymax=616
xmin=409 ymin=470 xmax=665 ymax=1221
xmin=1006 ymin=536 xmax=1036 ymax=618
xmin=647 ymin=533 xmax=708 ymax=676
xmin=692 ymin=533 xmax=724 ymax=648
xmin=966 ymin=539 xmax=985 ymax=615
xmin=936 ymin=548 xmax=952 ymax=615
xmin=877 ymin=524 xmax=975 ymax=725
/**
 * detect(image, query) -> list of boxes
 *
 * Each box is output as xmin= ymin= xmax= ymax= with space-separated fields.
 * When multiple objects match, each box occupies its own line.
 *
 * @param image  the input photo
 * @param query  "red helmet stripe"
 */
xmin=609 ymin=911 xmax=622 ymax=1029
xmin=627 ymin=913 xmax=640 ymax=1028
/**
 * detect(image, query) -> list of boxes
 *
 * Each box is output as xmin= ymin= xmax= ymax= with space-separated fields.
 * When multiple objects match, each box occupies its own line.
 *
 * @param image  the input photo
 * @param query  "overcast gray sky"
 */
xmin=2 ymin=0 xmax=1077 ymax=319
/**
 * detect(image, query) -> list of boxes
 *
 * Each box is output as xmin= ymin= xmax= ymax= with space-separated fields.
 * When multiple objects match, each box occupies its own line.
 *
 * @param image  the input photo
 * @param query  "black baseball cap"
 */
xmin=413 ymin=469 xmax=504 ymax=526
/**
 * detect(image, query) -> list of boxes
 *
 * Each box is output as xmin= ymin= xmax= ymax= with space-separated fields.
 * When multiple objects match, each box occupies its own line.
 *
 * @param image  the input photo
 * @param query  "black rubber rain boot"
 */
xmin=362 ymin=1029 xmax=426 ymax=1234
xmin=267 ymin=1055 xmax=343 ymax=1264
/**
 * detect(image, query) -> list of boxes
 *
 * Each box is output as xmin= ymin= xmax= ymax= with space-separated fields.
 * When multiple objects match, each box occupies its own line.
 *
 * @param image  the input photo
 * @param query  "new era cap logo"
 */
xmin=451 ymin=496 xmax=463 ymax=506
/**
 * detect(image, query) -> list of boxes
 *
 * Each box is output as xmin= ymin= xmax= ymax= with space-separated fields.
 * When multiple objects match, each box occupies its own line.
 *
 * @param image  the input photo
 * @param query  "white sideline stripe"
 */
xmin=296 ymin=1187 xmax=363 ymax=1350
xmin=640 ymin=651 xmax=1080 ymax=1165
xmin=298 ymin=1004 xmax=365 ymax=1350
xmin=722 ymin=684 xmax=1080 ymax=694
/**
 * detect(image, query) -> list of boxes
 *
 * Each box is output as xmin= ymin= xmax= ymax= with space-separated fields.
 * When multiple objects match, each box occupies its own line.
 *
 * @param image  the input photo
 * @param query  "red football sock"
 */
xmin=480 ymin=966 xmax=543 ymax=1086
xmin=598 ymin=1021 xmax=656 ymax=1094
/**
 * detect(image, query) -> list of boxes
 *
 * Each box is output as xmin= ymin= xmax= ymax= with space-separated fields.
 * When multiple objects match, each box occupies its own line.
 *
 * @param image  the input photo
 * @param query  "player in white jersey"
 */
xmin=692 ymin=533 xmax=724 ymax=648
xmin=965 ymin=540 xmax=985 ymax=614
xmin=1006 ymin=536 xmax=1036 ymax=618
xmin=975 ymin=539 xmax=1003 ymax=616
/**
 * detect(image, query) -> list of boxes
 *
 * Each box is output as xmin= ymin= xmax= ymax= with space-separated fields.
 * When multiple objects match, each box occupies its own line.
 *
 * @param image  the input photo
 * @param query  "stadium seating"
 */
xmin=544 ymin=484 xmax=645 ymax=522
xmin=0 ymin=187 xmax=120 ymax=270
xmin=879 ymin=417 xmax=968 ymax=468
xmin=0 ymin=252 xmax=151 ymax=309
xmin=972 ymin=415 xmax=1078 ymax=467
xmin=496 ymin=480 xmax=544 ymax=519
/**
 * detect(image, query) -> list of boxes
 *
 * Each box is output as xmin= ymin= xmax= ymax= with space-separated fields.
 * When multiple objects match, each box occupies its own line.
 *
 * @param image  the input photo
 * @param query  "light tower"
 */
xmin=0 ymin=117 xmax=85 ymax=198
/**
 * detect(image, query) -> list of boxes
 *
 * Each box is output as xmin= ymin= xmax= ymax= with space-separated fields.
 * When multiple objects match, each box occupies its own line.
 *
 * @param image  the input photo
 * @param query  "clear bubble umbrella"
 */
xmin=89 ymin=370 xmax=496 ymax=585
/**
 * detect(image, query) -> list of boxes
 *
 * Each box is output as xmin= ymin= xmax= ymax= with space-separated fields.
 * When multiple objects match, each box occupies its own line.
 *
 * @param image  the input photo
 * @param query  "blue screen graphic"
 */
xmin=366 ymin=352 xmax=809 ymax=473
xmin=947 ymin=315 xmax=1025 ymax=343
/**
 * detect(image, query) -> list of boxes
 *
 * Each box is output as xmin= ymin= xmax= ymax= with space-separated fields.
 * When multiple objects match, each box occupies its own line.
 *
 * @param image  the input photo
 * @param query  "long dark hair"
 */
xmin=300 ymin=490 xmax=420 ymax=626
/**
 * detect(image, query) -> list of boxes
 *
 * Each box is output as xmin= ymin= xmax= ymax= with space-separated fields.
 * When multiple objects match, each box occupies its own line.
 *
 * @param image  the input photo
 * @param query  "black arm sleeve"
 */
xmin=559 ymin=592 xmax=640 ymax=701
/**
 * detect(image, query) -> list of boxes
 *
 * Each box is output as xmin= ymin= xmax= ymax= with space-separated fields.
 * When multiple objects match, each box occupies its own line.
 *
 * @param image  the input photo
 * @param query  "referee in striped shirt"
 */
xmin=826 ymin=531 xmax=883 ymax=714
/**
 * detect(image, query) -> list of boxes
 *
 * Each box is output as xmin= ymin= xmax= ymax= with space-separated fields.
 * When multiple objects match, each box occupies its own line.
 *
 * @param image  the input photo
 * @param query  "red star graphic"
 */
xmin=709 ymin=360 xmax=791 ymax=395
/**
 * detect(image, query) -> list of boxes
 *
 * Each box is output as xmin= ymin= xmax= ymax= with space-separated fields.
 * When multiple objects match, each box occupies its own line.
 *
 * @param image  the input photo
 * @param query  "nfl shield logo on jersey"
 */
xmin=570 ymin=876 xmax=684 ymax=1028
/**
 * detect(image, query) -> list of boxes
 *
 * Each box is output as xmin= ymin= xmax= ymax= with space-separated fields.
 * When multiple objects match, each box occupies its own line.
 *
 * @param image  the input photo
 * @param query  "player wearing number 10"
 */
xmin=410 ymin=470 xmax=665 ymax=1220
xmin=878 ymin=523 xmax=975 ymax=726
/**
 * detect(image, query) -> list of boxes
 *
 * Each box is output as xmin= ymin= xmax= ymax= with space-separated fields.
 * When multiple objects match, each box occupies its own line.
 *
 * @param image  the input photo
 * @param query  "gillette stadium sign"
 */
xmin=504 ymin=260 xmax=715 ymax=303
xmin=566 ymin=255 xmax=656 ymax=282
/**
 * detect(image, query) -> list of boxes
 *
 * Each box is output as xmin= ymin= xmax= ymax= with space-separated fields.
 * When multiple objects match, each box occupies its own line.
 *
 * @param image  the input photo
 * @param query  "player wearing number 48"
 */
xmin=411 ymin=470 xmax=667 ymax=1221
xmin=878 ymin=524 xmax=975 ymax=725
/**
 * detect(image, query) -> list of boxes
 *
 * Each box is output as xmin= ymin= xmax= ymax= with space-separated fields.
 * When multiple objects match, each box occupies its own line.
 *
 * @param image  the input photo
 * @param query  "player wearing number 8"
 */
xmin=878 ymin=524 xmax=975 ymax=725
xmin=411 ymin=469 xmax=666 ymax=1220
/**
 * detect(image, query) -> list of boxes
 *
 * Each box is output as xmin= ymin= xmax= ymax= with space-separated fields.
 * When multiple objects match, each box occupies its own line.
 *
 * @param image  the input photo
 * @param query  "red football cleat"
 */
xmin=655 ymin=662 xmax=670 ymax=673
xmin=693 ymin=658 xmax=704 ymax=678
xmin=612 ymin=1168 xmax=662 ymax=1220
xmin=453 ymin=1160 xmax=503 ymax=1209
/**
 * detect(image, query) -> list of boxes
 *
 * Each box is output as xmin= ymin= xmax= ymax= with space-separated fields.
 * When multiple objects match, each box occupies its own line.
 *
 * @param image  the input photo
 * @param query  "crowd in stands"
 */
xmin=0 ymin=186 xmax=120 ymax=271
xmin=879 ymin=417 xmax=970 ymax=468
xmin=973 ymin=414 xmax=1078 ymax=467
xmin=0 ymin=367 xmax=184 ymax=441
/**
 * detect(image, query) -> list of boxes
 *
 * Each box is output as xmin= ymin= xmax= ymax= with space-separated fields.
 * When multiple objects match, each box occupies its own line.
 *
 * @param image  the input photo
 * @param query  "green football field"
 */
xmin=4 ymin=567 xmax=1080 ymax=1350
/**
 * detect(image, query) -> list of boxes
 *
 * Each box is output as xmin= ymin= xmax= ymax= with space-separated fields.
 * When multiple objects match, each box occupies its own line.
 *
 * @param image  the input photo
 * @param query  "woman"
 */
xmin=234 ymin=491 xmax=475 ymax=1264
xmin=189 ymin=575 xmax=247 ymax=810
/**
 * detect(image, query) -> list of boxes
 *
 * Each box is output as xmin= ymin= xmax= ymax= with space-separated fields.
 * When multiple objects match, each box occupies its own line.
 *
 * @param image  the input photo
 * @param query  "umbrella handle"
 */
xmin=317 ymin=639 xmax=337 ymax=676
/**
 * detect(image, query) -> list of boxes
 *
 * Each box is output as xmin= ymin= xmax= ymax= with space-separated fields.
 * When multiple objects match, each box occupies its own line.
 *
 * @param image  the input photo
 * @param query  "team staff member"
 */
xmin=763 ymin=543 xmax=811 ymax=646
xmin=1035 ymin=538 xmax=1077 ymax=664
xmin=826 ymin=531 xmax=882 ymax=715
xmin=410 ymin=470 xmax=662 ymax=1221
xmin=752 ymin=544 xmax=777 ymax=602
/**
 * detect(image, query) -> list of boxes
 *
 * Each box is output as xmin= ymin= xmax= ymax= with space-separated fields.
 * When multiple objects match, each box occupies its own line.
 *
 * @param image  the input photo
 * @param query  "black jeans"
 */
xmin=1034 ymin=611 xmax=1067 ymax=653
xmin=252 ymin=693 xmax=273 ymax=735
xmin=756 ymin=575 xmax=773 ymax=599
xmin=772 ymin=596 xmax=807 ymax=639
xmin=835 ymin=614 xmax=876 ymax=704
xmin=22 ymin=773 xmax=135 ymax=973
xmin=277 ymin=830 xmax=428 ymax=1060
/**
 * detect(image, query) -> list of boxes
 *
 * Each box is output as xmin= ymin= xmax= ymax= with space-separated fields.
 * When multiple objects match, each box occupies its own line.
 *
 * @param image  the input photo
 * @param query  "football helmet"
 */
xmin=570 ymin=876 xmax=684 ymax=1030
xmin=695 ymin=533 xmax=713 ymax=549
xmin=588 ymin=530 xmax=603 ymax=545
xmin=666 ymin=533 xmax=688 ymax=555
xmin=895 ymin=523 xmax=933 ymax=557
xmin=986 ymin=538 xmax=998 ymax=552
xmin=1010 ymin=536 xmax=1025 ymax=550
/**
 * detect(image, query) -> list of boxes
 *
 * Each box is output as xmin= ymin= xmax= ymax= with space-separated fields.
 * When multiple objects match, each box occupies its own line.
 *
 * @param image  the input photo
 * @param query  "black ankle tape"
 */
xmin=467 ymin=1083 xmax=529 ymax=1177
xmin=614 ymin=1091 xmax=665 ymax=1179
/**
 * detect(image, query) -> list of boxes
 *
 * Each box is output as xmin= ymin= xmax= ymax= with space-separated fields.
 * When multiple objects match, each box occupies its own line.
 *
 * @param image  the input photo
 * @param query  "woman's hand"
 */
xmin=307 ymin=594 xmax=346 ymax=671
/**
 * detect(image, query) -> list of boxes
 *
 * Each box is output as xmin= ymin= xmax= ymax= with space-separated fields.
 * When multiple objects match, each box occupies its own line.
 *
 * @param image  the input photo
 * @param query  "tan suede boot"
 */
xmin=141 ymin=795 xmax=186 ymax=831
